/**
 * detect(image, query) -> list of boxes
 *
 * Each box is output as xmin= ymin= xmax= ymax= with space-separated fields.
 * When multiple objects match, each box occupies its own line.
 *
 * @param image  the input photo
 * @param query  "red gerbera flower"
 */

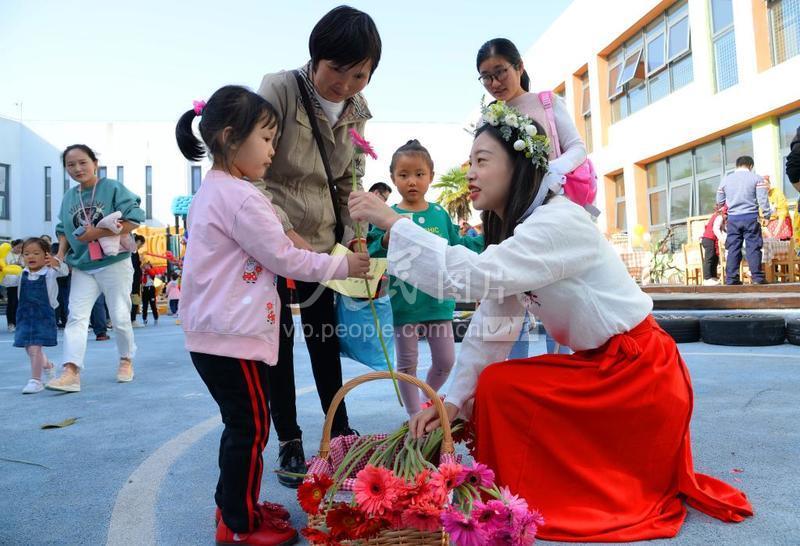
xmin=326 ymin=503 xmax=365 ymax=538
xmin=301 ymin=527 xmax=343 ymax=546
xmin=354 ymin=465 xmax=399 ymax=516
xmin=297 ymin=474 xmax=334 ymax=515
xmin=348 ymin=128 xmax=378 ymax=160
xmin=401 ymin=502 xmax=443 ymax=532
xmin=430 ymin=462 xmax=465 ymax=491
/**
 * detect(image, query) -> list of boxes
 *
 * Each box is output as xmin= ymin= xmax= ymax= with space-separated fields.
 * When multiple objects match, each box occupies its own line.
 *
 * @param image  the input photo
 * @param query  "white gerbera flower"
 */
xmin=484 ymin=113 xmax=499 ymax=126
xmin=513 ymin=139 xmax=526 ymax=151
xmin=525 ymin=124 xmax=537 ymax=136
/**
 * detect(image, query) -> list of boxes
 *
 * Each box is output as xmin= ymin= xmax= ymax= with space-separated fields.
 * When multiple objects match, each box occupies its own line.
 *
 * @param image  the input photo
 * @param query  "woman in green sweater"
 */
xmin=368 ymin=140 xmax=483 ymax=415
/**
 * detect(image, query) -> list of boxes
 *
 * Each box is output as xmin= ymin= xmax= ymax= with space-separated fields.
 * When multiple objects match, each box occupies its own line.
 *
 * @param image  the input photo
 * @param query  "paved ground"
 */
xmin=0 ymin=317 xmax=798 ymax=546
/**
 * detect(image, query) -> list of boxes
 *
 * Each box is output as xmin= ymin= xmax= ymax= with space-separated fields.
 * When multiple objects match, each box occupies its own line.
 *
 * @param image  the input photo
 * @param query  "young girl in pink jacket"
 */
xmin=175 ymin=85 xmax=369 ymax=546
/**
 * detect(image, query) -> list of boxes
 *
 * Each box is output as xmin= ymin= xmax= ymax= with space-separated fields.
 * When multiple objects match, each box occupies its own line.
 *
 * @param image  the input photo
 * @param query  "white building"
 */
xmin=0 ymin=116 xmax=472 ymax=241
xmin=519 ymin=0 xmax=799 ymax=243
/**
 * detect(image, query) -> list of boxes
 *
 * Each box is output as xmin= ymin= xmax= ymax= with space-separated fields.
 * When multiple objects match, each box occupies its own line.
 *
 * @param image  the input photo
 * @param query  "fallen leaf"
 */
xmin=731 ymin=468 xmax=744 ymax=474
xmin=41 ymin=417 xmax=79 ymax=429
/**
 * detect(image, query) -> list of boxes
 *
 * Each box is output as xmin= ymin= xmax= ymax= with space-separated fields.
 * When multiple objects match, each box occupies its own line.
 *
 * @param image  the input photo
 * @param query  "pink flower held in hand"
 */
xmin=354 ymin=465 xmax=398 ymax=516
xmin=441 ymin=508 xmax=487 ymax=546
xmin=458 ymin=461 xmax=495 ymax=488
xmin=349 ymin=128 xmax=378 ymax=160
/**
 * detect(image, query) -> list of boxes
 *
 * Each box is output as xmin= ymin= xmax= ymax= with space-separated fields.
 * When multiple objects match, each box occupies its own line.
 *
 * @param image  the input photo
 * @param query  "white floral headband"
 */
xmin=479 ymin=101 xmax=550 ymax=171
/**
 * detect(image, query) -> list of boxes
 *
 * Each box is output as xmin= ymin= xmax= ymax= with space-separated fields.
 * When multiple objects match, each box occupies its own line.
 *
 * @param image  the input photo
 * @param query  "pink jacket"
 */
xmin=181 ymin=170 xmax=348 ymax=364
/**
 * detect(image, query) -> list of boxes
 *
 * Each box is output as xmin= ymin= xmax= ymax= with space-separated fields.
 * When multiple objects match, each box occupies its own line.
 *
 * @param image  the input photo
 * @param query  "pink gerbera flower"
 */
xmin=472 ymin=500 xmax=506 ymax=533
xmin=499 ymin=486 xmax=531 ymax=518
xmin=348 ymin=128 xmax=378 ymax=160
xmin=441 ymin=508 xmax=487 ymax=546
xmin=457 ymin=461 xmax=495 ymax=488
xmin=354 ymin=465 xmax=398 ymax=516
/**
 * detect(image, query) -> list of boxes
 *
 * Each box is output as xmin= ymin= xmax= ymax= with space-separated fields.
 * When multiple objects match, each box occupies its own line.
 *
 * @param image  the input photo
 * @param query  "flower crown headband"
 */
xmin=479 ymin=101 xmax=550 ymax=171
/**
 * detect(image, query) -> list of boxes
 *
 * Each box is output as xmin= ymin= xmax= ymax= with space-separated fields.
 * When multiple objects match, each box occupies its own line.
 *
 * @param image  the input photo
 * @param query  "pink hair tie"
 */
xmin=192 ymin=100 xmax=206 ymax=115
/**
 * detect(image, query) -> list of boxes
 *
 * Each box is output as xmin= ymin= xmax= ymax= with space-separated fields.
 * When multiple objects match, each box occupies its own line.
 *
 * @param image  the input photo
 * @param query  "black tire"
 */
xmin=452 ymin=319 xmax=470 ymax=343
xmin=787 ymin=318 xmax=800 ymax=346
xmin=653 ymin=314 xmax=701 ymax=343
xmin=700 ymin=314 xmax=786 ymax=346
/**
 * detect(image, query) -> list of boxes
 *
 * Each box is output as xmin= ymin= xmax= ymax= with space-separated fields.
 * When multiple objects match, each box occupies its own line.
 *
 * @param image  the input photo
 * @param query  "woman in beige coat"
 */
xmin=256 ymin=5 xmax=382 ymax=488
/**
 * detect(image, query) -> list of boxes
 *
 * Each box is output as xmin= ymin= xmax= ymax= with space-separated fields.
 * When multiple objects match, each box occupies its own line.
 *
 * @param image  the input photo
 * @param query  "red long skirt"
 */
xmin=472 ymin=315 xmax=753 ymax=542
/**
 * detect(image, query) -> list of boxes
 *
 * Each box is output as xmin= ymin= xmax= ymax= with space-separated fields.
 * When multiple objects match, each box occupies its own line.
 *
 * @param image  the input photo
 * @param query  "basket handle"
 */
xmin=318 ymin=371 xmax=454 ymax=459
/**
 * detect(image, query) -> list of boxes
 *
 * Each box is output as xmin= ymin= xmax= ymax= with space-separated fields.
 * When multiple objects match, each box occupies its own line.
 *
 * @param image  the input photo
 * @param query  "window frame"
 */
xmin=191 ymin=165 xmax=202 ymax=194
xmin=44 ymin=166 xmax=52 ymax=222
xmin=667 ymin=2 xmax=692 ymax=62
xmin=709 ymin=0 xmax=738 ymax=92
xmin=0 ymin=163 xmax=10 ymax=220
xmin=767 ymin=0 xmax=800 ymax=65
xmin=614 ymin=174 xmax=627 ymax=231
xmin=98 ymin=166 xmax=107 ymax=180
xmin=117 ymin=166 xmax=124 ymax=184
xmin=145 ymin=165 xmax=153 ymax=220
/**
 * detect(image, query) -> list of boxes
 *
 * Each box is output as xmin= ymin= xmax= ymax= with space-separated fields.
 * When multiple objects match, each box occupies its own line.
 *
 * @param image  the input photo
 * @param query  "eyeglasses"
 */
xmin=478 ymin=65 xmax=515 ymax=86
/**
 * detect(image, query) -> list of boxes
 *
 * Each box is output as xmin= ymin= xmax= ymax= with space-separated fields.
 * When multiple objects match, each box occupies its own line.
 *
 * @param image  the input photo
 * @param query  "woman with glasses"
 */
xmin=477 ymin=37 xmax=588 ymax=356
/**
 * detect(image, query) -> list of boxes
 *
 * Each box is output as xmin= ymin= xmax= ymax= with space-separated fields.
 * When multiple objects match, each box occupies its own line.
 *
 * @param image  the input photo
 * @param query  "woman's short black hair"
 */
xmin=368 ymin=182 xmax=392 ymax=194
xmin=475 ymin=121 xmax=548 ymax=246
xmin=11 ymin=239 xmax=23 ymax=247
xmin=175 ymin=85 xmax=279 ymax=171
xmin=476 ymin=38 xmax=530 ymax=92
xmin=61 ymin=144 xmax=98 ymax=167
xmin=309 ymin=6 xmax=382 ymax=78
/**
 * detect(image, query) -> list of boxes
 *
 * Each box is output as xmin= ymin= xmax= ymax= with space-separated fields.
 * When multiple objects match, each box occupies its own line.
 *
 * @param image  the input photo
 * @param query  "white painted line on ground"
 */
xmin=106 ymin=384 xmax=317 ymax=546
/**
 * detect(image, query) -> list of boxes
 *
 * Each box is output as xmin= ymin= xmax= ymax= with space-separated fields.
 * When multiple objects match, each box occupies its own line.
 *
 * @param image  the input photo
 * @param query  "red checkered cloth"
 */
xmin=305 ymin=434 xmax=460 ymax=492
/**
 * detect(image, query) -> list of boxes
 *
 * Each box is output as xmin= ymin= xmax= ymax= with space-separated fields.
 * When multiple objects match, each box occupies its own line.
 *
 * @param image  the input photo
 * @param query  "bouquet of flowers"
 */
xmin=299 ymin=416 xmax=543 ymax=546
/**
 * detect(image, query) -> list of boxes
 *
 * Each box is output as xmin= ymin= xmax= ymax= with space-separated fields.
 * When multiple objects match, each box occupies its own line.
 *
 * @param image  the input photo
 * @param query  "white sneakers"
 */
xmin=22 ymin=379 xmax=44 ymax=394
xmin=703 ymin=278 xmax=720 ymax=286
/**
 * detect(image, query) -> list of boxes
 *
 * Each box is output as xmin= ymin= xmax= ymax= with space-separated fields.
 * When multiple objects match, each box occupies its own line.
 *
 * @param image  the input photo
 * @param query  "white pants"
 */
xmin=62 ymin=258 xmax=136 ymax=369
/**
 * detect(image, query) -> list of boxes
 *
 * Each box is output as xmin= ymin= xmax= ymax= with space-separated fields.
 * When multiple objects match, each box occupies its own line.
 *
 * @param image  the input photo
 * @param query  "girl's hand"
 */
xmin=47 ymin=255 xmax=62 ymax=268
xmin=349 ymin=191 xmax=402 ymax=231
xmin=346 ymin=252 xmax=371 ymax=279
xmin=347 ymin=237 xmax=367 ymax=252
xmin=410 ymin=402 xmax=459 ymax=438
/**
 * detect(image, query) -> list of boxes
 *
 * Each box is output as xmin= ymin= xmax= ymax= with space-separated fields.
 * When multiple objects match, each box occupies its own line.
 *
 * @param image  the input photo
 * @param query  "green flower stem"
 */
xmin=351 ymin=159 xmax=403 ymax=407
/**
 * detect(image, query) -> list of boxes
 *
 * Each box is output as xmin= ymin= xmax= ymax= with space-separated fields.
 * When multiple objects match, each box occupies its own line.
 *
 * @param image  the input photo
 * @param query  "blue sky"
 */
xmin=1 ymin=0 xmax=573 ymax=124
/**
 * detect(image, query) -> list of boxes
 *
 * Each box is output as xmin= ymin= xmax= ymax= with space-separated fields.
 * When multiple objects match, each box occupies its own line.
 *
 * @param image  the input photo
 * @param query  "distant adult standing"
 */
xmin=716 ymin=156 xmax=772 ymax=284
xmin=368 ymin=182 xmax=392 ymax=202
xmin=3 ymin=239 xmax=23 ymax=332
xmin=46 ymin=144 xmax=145 ymax=393
xmin=130 ymin=234 xmax=145 ymax=327
xmin=256 ymin=5 xmax=381 ymax=487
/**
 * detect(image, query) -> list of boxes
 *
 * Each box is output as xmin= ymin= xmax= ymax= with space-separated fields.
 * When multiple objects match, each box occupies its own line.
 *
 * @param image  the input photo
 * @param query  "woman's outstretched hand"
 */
xmin=410 ymin=401 xmax=459 ymax=438
xmin=349 ymin=191 xmax=402 ymax=231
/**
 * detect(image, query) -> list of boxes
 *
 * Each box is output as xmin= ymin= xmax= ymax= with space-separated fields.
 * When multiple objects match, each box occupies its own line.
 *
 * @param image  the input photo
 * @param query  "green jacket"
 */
xmin=56 ymin=178 xmax=145 ymax=271
xmin=368 ymin=203 xmax=484 ymax=325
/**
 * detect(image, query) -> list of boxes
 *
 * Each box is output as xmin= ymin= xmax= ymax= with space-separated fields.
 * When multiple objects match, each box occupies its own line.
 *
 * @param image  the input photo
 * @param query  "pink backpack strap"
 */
xmin=538 ymin=91 xmax=562 ymax=157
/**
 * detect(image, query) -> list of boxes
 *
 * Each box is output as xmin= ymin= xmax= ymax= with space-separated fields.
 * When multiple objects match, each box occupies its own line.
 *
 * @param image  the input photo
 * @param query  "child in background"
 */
xmin=166 ymin=272 xmax=181 ymax=315
xmin=175 ymin=85 xmax=369 ymax=545
xmin=700 ymin=203 xmax=727 ymax=285
xmin=14 ymin=238 xmax=69 ymax=393
xmin=368 ymin=139 xmax=484 ymax=416
xmin=4 ymin=239 xmax=23 ymax=332
xmin=141 ymin=262 xmax=158 ymax=326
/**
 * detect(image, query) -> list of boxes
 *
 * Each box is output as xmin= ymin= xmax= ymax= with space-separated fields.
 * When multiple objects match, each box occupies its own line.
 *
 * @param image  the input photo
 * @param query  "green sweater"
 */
xmin=368 ymin=203 xmax=484 ymax=326
xmin=56 ymin=178 xmax=146 ymax=271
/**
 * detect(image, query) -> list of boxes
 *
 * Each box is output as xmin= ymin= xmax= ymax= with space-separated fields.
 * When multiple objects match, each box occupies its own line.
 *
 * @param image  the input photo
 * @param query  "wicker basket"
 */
xmin=305 ymin=371 xmax=452 ymax=545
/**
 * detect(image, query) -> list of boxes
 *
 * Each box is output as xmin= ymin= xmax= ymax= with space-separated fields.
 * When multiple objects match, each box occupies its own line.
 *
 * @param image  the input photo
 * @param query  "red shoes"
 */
xmin=215 ymin=502 xmax=291 ymax=526
xmin=215 ymin=519 xmax=297 ymax=546
xmin=215 ymin=502 xmax=295 ymax=546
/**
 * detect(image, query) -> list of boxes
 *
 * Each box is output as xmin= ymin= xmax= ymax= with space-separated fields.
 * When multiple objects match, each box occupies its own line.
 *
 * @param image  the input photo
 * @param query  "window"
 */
xmin=647 ymin=129 xmax=754 ymax=231
xmin=609 ymin=1 xmax=694 ymax=122
xmin=44 ymin=167 xmax=52 ymax=221
xmin=779 ymin=109 xmax=800 ymax=200
xmin=768 ymin=0 xmax=800 ymax=65
xmin=581 ymin=74 xmax=593 ymax=153
xmin=710 ymin=0 xmax=738 ymax=92
xmin=614 ymin=174 xmax=627 ymax=231
xmin=63 ymin=169 xmax=71 ymax=192
xmin=98 ymin=166 xmax=107 ymax=180
xmin=117 ymin=166 xmax=124 ymax=184
xmin=191 ymin=165 xmax=202 ymax=194
xmin=0 ymin=163 xmax=9 ymax=220
xmin=145 ymin=166 xmax=153 ymax=220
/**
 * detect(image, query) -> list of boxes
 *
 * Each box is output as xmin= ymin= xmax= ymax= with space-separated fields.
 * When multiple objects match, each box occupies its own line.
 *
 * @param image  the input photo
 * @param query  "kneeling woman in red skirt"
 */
xmin=348 ymin=105 xmax=753 ymax=542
